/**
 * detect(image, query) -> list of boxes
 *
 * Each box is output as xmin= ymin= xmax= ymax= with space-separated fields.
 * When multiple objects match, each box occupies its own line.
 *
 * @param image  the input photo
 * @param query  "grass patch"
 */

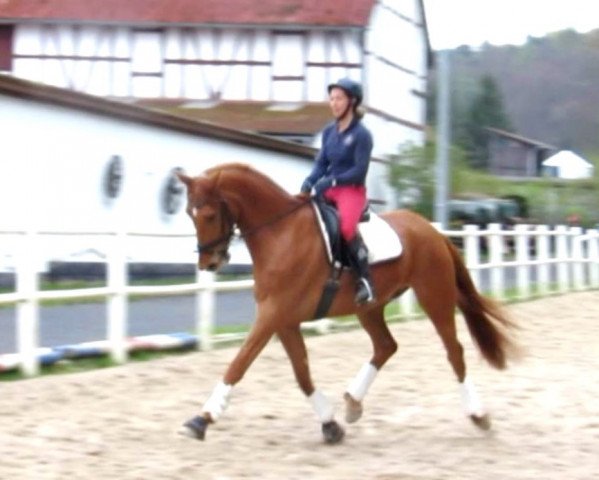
xmin=6 ymin=285 xmax=564 ymax=382
xmin=0 ymin=275 xmax=248 ymax=308
xmin=0 ymin=308 xmax=424 ymax=382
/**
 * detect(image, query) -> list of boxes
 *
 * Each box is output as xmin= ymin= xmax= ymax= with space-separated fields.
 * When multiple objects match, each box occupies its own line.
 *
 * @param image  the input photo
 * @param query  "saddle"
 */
xmin=313 ymin=199 xmax=402 ymax=267
xmin=310 ymin=199 xmax=403 ymax=320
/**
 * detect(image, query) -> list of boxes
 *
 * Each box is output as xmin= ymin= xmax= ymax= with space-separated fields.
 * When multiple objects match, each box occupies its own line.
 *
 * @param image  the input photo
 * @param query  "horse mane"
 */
xmin=205 ymin=162 xmax=301 ymax=204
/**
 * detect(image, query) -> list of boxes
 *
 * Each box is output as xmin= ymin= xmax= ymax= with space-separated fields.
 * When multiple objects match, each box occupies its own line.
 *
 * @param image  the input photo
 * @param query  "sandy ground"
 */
xmin=1 ymin=291 xmax=598 ymax=480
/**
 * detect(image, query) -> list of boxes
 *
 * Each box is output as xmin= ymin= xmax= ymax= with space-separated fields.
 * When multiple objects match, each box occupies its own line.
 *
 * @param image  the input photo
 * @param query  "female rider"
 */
xmin=300 ymin=78 xmax=375 ymax=304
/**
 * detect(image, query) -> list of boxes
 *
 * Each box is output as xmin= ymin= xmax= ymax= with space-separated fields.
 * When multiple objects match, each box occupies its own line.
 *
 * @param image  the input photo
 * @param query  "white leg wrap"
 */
xmin=308 ymin=389 xmax=334 ymax=423
xmin=346 ymin=362 xmax=378 ymax=402
xmin=460 ymin=377 xmax=485 ymax=417
xmin=202 ymin=381 xmax=233 ymax=422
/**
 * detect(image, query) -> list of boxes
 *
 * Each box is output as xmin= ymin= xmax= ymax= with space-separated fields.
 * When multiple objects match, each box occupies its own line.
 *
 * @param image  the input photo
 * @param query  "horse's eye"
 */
xmin=203 ymin=212 xmax=217 ymax=223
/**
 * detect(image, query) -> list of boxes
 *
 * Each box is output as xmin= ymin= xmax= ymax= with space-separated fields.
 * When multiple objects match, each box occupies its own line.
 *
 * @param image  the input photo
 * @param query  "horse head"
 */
xmin=177 ymin=171 xmax=236 ymax=272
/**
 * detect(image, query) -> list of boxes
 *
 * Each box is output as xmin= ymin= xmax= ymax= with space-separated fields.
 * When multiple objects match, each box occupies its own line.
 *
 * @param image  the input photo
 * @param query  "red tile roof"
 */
xmin=0 ymin=0 xmax=377 ymax=26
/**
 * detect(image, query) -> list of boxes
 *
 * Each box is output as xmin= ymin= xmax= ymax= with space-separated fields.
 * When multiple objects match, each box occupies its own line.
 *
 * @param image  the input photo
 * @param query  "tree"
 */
xmin=389 ymin=142 xmax=436 ymax=218
xmin=461 ymin=75 xmax=512 ymax=168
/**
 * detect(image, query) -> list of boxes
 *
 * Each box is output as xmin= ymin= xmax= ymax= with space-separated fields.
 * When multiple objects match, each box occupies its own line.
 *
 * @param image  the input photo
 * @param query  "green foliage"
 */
xmin=443 ymin=28 xmax=599 ymax=156
xmin=459 ymin=75 xmax=512 ymax=168
xmin=421 ymin=30 xmax=599 ymax=226
xmin=389 ymin=142 xmax=435 ymax=217
xmin=389 ymin=141 xmax=599 ymax=227
xmin=452 ymin=161 xmax=599 ymax=227
xmin=389 ymin=141 xmax=468 ymax=218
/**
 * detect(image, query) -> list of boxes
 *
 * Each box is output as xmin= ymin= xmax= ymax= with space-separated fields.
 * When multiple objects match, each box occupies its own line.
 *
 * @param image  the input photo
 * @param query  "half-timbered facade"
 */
xmin=0 ymin=0 xmax=431 ymax=156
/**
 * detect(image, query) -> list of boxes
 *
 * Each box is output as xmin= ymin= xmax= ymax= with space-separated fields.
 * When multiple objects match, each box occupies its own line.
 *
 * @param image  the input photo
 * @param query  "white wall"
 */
xmin=364 ymin=0 xmax=428 ymax=157
xmin=0 ymin=94 xmax=311 ymax=267
xmin=2 ymin=1 xmax=431 ymax=265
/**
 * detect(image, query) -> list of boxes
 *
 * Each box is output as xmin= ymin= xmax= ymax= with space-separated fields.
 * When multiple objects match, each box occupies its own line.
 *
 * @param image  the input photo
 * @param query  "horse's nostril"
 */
xmin=207 ymin=263 xmax=218 ymax=272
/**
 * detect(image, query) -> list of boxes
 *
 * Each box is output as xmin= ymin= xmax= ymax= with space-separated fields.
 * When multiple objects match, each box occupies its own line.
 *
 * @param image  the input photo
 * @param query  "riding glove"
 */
xmin=314 ymin=177 xmax=336 ymax=195
xmin=300 ymin=178 xmax=313 ymax=194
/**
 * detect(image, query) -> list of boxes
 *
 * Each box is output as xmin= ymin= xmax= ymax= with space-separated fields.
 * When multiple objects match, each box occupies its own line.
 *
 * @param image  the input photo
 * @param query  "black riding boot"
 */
xmin=347 ymin=234 xmax=375 ymax=305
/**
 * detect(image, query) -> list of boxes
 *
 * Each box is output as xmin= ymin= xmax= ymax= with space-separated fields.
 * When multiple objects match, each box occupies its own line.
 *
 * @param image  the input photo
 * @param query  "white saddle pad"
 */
xmin=313 ymin=204 xmax=403 ymax=265
xmin=358 ymin=213 xmax=403 ymax=264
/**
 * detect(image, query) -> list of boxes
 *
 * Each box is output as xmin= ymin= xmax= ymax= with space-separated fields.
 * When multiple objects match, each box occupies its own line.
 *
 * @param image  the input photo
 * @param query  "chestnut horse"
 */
xmin=177 ymin=163 xmax=517 ymax=444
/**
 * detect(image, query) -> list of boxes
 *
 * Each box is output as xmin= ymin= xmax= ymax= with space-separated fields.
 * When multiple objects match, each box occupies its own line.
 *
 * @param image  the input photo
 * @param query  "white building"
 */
xmin=0 ymin=1 xmax=432 ymax=270
xmin=0 ymin=0 xmax=431 ymax=154
xmin=0 ymin=74 xmax=318 ymax=268
xmin=542 ymin=150 xmax=595 ymax=180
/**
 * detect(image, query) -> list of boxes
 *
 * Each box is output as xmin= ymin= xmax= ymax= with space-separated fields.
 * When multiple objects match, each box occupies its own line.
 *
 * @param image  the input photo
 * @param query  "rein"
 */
xmin=198 ymin=197 xmax=312 ymax=254
xmin=239 ymin=197 xmax=312 ymax=240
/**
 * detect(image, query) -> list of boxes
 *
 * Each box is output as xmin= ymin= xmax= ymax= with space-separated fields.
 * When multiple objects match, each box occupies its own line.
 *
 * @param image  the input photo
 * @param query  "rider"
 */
xmin=300 ymin=78 xmax=375 ymax=305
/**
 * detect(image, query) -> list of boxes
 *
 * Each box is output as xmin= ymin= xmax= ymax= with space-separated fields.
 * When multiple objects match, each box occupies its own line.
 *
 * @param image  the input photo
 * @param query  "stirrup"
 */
xmin=355 ymin=278 xmax=375 ymax=305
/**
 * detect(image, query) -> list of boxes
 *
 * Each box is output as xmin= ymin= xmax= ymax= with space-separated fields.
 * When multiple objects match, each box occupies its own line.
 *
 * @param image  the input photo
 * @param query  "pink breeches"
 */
xmin=323 ymin=185 xmax=367 ymax=241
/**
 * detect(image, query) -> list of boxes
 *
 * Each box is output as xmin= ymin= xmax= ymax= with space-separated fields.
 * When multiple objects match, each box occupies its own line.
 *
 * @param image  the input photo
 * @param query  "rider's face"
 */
xmin=328 ymin=87 xmax=352 ymax=119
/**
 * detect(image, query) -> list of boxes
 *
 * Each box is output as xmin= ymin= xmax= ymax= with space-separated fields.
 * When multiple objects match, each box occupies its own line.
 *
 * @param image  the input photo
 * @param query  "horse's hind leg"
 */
xmin=277 ymin=325 xmax=344 ymax=444
xmin=344 ymin=306 xmax=398 ymax=423
xmin=413 ymin=281 xmax=490 ymax=430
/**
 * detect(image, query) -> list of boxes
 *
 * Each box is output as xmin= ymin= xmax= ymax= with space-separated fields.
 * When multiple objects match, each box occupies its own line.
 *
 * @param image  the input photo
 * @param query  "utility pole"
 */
xmin=434 ymin=49 xmax=451 ymax=227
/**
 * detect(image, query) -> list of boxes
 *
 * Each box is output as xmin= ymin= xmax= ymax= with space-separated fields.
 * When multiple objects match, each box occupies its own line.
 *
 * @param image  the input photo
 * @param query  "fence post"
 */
xmin=555 ymin=225 xmax=570 ymax=293
xmin=107 ymin=230 xmax=127 ymax=364
xmin=399 ymin=288 xmax=416 ymax=318
xmin=488 ymin=223 xmax=504 ymax=300
xmin=535 ymin=225 xmax=550 ymax=295
xmin=515 ymin=224 xmax=531 ymax=299
xmin=589 ymin=229 xmax=599 ymax=288
xmin=196 ymin=270 xmax=215 ymax=351
xmin=463 ymin=225 xmax=481 ymax=290
xmin=16 ymin=229 xmax=40 ymax=377
xmin=571 ymin=227 xmax=584 ymax=290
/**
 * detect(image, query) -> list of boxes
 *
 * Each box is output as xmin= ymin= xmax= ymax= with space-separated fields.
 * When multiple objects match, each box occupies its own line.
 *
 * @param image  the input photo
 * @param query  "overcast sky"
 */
xmin=425 ymin=0 xmax=599 ymax=49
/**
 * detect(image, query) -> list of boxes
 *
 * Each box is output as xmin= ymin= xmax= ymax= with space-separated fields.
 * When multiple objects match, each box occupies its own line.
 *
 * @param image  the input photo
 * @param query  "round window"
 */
xmin=103 ymin=155 xmax=123 ymax=199
xmin=161 ymin=167 xmax=185 ymax=215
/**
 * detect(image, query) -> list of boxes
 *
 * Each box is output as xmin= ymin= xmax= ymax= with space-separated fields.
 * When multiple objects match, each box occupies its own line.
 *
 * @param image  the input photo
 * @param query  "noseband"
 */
xmin=196 ymin=200 xmax=236 ymax=256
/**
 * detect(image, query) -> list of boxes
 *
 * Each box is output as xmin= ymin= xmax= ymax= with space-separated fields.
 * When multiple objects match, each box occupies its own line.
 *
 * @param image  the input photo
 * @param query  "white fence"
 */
xmin=1 ymin=223 xmax=598 ymax=376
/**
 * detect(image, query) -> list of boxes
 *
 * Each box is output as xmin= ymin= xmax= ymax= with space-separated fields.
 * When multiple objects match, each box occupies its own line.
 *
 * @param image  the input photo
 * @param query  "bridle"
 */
xmin=195 ymin=200 xmax=236 ymax=257
xmin=194 ymin=196 xmax=311 ymax=259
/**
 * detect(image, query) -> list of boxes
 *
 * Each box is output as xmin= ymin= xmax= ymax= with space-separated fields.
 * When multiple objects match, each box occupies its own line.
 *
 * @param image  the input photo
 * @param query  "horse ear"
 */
xmin=176 ymin=172 xmax=193 ymax=189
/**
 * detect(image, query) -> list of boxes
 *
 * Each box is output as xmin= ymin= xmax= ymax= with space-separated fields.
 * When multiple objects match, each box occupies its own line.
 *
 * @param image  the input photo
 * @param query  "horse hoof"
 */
xmin=179 ymin=416 xmax=209 ymax=440
xmin=470 ymin=413 xmax=492 ymax=431
xmin=322 ymin=420 xmax=345 ymax=444
xmin=343 ymin=392 xmax=363 ymax=424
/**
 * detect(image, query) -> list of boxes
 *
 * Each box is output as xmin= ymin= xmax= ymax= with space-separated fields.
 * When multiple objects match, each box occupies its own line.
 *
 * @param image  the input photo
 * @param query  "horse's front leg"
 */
xmin=278 ymin=325 xmax=345 ymax=444
xmin=180 ymin=319 xmax=274 ymax=440
xmin=344 ymin=307 xmax=398 ymax=423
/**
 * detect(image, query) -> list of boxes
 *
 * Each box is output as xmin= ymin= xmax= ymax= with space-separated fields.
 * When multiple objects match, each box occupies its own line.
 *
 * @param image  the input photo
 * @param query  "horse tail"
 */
xmin=445 ymin=237 xmax=519 ymax=370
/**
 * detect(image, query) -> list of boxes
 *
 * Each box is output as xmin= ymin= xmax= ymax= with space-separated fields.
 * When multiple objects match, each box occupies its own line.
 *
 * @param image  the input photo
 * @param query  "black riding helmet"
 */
xmin=327 ymin=78 xmax=363 ymax=107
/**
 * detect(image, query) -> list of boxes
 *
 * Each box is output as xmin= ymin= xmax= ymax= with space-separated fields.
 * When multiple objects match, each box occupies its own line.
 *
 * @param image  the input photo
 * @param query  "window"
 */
xmin=272 ymin=31 xmax=304 ymax=101
xmin=0 ymin=25 xmax=13 ymax=71
xmin=131 ymin=30 xmax=163 ymax=97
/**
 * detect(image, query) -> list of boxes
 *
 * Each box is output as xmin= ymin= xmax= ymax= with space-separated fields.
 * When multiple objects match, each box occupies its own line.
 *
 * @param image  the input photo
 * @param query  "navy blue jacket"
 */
xmin=306 ymin=117 xmax=373 ymax=187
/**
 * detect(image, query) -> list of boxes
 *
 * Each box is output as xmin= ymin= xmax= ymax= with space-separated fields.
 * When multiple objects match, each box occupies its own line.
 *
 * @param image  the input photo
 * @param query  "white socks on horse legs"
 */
xmin=308 ymin=389 xmax=335 ymax=423
xmin=346 ymin=362 xmax=378 ymax=402
xmin=202 ymin=381 xmax=233 ymax=422
xmin=460 ymin=376 xmax=485 ymax=417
